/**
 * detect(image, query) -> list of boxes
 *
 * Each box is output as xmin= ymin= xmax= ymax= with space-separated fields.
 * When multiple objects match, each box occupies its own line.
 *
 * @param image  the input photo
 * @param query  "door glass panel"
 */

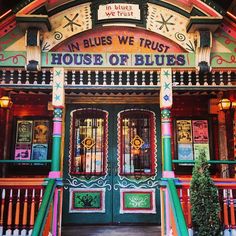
xmin=119 ymin=110 xmax=155 ymax=176
xmin=70 ymin=109 xmax=107 ymax=176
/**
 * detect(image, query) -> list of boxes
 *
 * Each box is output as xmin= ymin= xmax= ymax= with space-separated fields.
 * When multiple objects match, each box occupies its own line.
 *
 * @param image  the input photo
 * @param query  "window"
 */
xmin=70 ymin=109 xmax=108 ymax=176
xmin=119 ymin=110 xmax=156 ymax=176
xmin=175 ymin=119 xmax=210 ymax=163
xmin=13 ymin=118 xmax=51 ymax=162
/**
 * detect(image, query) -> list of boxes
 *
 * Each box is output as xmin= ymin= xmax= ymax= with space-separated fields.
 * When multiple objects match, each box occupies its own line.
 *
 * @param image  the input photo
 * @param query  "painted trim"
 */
xmin=120 ymin=188 xmax=156 ymax=214
xmin=69 ymin=187 xmax=106 ymax=213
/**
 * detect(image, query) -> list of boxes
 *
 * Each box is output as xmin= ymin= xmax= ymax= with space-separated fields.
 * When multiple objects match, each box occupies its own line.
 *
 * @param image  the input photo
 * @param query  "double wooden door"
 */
xmin=62 ymin=105 xmax=161 ymax=224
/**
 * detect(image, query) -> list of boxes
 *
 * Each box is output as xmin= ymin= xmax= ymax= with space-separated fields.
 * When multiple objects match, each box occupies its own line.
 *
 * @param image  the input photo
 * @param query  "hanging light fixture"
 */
xmin=232 ymin=101 xmax=236 ymax=109
xmin=218 ymin=98 xmax=231 ymax=112
xmin=0 ymin=96 xmax=13 ymax=109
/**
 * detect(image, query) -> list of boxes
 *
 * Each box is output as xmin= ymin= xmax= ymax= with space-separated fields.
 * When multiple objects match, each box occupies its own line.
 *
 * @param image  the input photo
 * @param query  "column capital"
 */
xmin=161 ymin=108 xmax=171 ymax=119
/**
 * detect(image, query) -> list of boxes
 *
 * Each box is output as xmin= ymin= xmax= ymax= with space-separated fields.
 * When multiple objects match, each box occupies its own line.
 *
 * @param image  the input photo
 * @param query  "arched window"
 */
xmin=118 ymin=110 xmax=156 ymax=176
xmin=70 ymin=109 xmax=108 ymax=176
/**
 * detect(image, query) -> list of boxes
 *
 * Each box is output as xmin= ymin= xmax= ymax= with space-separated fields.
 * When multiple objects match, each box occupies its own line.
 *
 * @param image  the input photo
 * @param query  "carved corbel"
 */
xmin=195 ymin=30 xmax=212 ymax=73
xmin=25 ymin=27 xmax=42 ymax=71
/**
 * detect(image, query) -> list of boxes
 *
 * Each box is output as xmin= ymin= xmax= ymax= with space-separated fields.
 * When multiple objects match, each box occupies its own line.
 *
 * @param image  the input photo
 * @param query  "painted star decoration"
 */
xmin=156 ymin=14 xmax=175 ymax=32
xmin=63 ymin=13 xmax=81 ymax=32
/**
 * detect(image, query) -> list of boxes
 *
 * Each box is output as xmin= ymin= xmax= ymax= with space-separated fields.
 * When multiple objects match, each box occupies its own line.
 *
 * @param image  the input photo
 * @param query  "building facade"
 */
xmin=0 ymin=0 xmax=235 ymax=235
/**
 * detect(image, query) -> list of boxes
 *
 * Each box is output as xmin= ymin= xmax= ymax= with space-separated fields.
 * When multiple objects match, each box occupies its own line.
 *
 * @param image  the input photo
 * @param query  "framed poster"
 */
xmin=194 ymin=144 xmax=210 ymax=160
xmin=16 ymin=120 xmax=33 ymax=144
xmin=15 ymin=144 xmax=31 ymax=160
xmin=31 ymin=144 xmax=48 ymax=160
xmin=176 ymin=120 xmax=192 ymax=143
xmin=178 ymin=143 xmax=193 ymax=160
xmin=192 ymin=120 xmax=209 ymax=143
xmin=33 ymin=120 xmax=49 ymax=144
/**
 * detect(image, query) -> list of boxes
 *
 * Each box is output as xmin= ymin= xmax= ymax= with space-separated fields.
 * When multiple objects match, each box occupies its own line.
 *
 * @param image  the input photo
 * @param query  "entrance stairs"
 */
xmin=61 ymin=225 xmax=162 ymax=236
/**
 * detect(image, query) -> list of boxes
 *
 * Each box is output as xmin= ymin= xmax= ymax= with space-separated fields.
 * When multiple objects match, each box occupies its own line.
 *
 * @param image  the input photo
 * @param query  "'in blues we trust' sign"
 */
xmin=98 ymin=3 xmax=141 ymax=20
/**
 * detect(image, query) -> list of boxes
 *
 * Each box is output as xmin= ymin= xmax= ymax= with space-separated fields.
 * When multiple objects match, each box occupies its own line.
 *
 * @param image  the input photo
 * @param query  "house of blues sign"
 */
xmin=0 ymin=27 xmax=196 ymax=68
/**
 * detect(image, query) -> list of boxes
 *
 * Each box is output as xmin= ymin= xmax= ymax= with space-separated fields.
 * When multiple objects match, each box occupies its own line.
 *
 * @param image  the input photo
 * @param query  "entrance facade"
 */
xmin=63 ymin=104 xmax=161 ymax=224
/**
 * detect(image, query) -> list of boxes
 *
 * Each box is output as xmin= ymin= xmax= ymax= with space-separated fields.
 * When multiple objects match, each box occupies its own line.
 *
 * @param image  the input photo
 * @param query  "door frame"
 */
xmin=62 ymin=104 xmax=162 ymax=225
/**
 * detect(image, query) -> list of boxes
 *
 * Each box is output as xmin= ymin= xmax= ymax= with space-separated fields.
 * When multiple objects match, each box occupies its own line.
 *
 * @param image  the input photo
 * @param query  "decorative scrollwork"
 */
xmin=113 ymin=179 xmax=160 ymax=190
xmin=210 ymin=55 xmax=236 ymax=65
xmin=175 ymin=32 xmax=186 ymax=42
xmin=54 ymin=31 xmax=63 ymax=40
xmin=64 ymin=175 xmax=112 ymax=191
xmin=0 ymin=53 xmax=26 ymax=64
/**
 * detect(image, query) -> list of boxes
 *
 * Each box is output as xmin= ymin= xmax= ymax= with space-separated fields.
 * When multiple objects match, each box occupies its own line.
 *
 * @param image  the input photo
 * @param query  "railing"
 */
xmin=0 ymin=178 xmax=45 ymax=236
xmin=32 ymin=179 xmax=57 ymax=236
xmin=0 ymin=178 xmax=62 ymax=236
xmin=176 ymin=178 xmax=236 ymax=236
xmin=161 ymin=178 xmax=189 ymax=236
xmin=0 ymin=69 xmax=235 ymax=90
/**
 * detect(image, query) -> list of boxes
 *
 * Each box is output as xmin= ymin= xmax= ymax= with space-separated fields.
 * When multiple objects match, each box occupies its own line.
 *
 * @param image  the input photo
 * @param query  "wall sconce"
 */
xmin=0 ymin=96 xmax=13 ymax=109
xmin=218 ymin=98 xmax=232 ymax=112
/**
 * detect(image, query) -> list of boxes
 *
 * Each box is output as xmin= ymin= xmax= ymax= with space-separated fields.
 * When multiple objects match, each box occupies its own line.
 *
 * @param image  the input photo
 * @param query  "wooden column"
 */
xmin=49 ymin=67 xmax=65 ymax=178
xmin=160 ymin=68 xmax=174 ymax=177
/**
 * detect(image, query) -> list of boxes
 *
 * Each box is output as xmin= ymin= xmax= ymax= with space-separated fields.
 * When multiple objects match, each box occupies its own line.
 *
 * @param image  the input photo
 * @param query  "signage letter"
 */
xmin=134 ymin=55 xmax=144 ymax=66
xmin=51 ymin=53 xmax=62 ymax=65
xmin=109 ymin=54 xmax=119 ymax=65
xmin=63 ymin=54 xmax=73 ymax=65
xmin=120 ymin=54 xmax=129 ymax=65
xmin=94 ymin=54 xmax=104 ymax=65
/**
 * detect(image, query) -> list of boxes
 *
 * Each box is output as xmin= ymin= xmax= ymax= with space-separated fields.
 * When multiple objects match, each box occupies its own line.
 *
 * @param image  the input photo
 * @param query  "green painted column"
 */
xmin=161 ymin=108 xmax=172 ymax=172
xmin=49 ymin=108 xmax=63 ymax=178
xmin=49 ymin=67 xmax=65 ymax=178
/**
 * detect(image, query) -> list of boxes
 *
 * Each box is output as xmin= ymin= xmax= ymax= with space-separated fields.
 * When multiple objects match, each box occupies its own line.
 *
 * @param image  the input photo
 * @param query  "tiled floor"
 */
xmin=61 ymin=225 xmax=161 ymax=236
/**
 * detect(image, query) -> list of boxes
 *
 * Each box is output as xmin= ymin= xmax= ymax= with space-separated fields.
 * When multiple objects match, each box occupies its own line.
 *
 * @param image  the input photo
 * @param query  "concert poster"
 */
xmin=33 ymin=120 xmax=49 ymax=144
xmin=16 ymin=120 xmax=33 ymax=144
xmin=192 ymin=120 xmax=209 ymax=143
xmin=176 ymin=120 xmax=192 ymax=143
xmin=14 ymin=144 xmax=31 ymax=160
xmin=194 ymin=144 xmax=210 ymax=160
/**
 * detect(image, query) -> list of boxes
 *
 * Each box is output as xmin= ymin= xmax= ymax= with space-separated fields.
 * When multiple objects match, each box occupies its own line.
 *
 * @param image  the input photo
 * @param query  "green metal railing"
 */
xmin=167 ymin=178 xmax=188 ymax=236
xmin=32 ymin=179 xmax=56 ymax=236
xmin=172 ymin=160 xmax=236 ymax=164
xmin=0 ymin=160 xmax=52 ymax=163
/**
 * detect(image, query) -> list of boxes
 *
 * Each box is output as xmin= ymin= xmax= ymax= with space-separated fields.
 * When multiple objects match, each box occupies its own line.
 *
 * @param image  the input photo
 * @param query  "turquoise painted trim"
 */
xmin=173 ymin=160 xmax=236 ymax=164
xmin=167 ymin=178 xmax=188 ymax=236
xmin=0 ymin=160 xmax=51 ymax=163
xmin=163 ymin=138 xmax=172 ymax=171
xmin=32 ymin=179 xmax=56 ymax=236
xmin=51 ymin=136 xmax=61 ymax=172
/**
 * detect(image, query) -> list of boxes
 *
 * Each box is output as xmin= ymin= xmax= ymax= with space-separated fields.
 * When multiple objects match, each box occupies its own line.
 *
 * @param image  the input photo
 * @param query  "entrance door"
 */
xmin=62 ymin=105 xmax=161 ymax=224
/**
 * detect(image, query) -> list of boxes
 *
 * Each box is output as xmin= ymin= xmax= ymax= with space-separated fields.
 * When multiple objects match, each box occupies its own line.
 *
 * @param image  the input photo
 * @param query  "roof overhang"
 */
xmin=187 ymin=16 xmax=223 ymax=32
xmin=16 ymin=14 xmax=51 ymax=31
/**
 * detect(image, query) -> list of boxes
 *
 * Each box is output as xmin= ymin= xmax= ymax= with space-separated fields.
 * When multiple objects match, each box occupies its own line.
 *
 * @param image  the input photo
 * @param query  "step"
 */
xmin=61 ymin=225 xmax=162 ymax=236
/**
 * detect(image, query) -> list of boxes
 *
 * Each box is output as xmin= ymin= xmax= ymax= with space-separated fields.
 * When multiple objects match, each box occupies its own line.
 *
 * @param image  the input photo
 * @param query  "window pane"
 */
xmin=71 ymin=109 xmax=107 ymax=175
xmin=119 ymin=110 xmax=155 ymax=176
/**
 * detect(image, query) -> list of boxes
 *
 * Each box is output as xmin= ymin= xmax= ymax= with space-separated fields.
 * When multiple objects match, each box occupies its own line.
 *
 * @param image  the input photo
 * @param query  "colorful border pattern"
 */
xmin=120 ymin=188 xmax=156 ymax=214
xmin=69 ymin=188 xmax=106 ymax=213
